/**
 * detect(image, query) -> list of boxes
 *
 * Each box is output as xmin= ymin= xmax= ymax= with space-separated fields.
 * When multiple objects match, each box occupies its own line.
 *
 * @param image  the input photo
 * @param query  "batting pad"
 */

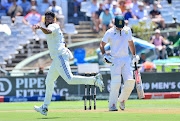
xmin=109 ymin=82 xmax=121 ymax=108
xmin=118 ymin=79 xmax=135 ymax=102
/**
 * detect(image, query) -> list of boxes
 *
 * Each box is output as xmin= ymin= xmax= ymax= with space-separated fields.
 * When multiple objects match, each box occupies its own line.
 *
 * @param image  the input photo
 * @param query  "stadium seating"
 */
xmin=163 ymin=14 xmax=175 ymax=25
xmin=176 ymin=14 xmax=180 ymax=24
xmin=1 ymin=16 xmax=12 ymax=24
xmin=172 ymin=9 xmax=180 ymax=19
xmin=15 ymin=16 xmax=24 ymax=24
xmin=128 ymin=18 xmax=139 ymax=27
xmin=0 ymin=55 xmax=7 ymax=67
xmin=80 ymin=1 xmax=91 ymax=13
xmin=63 ymin=23 xmax=78 ymax=44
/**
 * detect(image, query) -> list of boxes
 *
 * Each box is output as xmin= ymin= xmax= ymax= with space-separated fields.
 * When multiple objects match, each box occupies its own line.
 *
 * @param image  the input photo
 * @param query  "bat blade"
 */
xmin=134 ymin=62 xmax=145 ymax=99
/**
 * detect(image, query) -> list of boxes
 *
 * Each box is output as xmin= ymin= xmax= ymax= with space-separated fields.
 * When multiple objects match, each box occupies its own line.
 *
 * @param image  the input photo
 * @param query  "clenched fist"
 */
xmin=33 ymin=25 xmax=41 ymax=29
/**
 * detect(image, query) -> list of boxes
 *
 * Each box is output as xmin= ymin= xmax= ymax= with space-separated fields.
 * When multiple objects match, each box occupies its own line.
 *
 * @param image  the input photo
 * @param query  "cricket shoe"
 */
xmin=34 ymin=105 xmax=48 ymax=116
xmin=119 ymin=101 xmax=125 ymax=110
xmin=109 ymin=104 xmax=118 ymax=111
xmin=95 ymin=73 xmax=104 ymax=92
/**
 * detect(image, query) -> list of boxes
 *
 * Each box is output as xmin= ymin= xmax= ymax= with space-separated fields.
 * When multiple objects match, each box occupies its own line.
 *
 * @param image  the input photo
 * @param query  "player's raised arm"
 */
xmin=33 ymin=25 xmax=52 ymax=34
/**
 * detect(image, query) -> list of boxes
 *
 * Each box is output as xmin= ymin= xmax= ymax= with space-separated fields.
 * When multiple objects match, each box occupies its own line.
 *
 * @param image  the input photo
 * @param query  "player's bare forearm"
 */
xmin=128 ymin=41 xmax=136 ymax=55
xmin=40 ymin=27 xmax=52 ymax=34
xmin=100 ymin=41 xmax=106 ymax=55
xmin=33 ymin=25 xmax=52 ymax=34
xmin=22 ymin=19 xmax=28 ymax=25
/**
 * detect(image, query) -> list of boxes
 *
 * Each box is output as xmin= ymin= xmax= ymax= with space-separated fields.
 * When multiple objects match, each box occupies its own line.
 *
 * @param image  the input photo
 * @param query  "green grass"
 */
xmin=156 ymin=56 xmax=180 ymax=72
xmin=0 ymin=99 xmax=180 ymax=121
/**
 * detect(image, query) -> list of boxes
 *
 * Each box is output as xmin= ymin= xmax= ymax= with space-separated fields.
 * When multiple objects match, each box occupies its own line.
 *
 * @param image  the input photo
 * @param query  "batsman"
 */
xmin=100 ymin=15 xmax=139 ymax=111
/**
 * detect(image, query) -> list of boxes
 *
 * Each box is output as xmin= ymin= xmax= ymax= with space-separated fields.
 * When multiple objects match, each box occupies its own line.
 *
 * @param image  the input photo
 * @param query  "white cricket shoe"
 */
xmin=95 ymin=73 xmax=104 ymax=92
xmin=119 ymin=101 xmax=125 ymax=110
xmin=109 ymin=105 xmax=118 ymax=111
xmin=34 ymin=105 xmax=48 ymax=116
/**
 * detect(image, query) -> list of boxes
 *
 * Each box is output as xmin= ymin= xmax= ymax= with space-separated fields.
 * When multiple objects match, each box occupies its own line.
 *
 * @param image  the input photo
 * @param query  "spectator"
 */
xmin=126 ymin=0 xmax=132 ymax=6
xmin=167 ymin=0 xmax=171 ymax=4
xmin=150 ymin=29 xmax=172 ymax=59
xmin=37 ymin=66 xmax=44 ymax=75
xmin=130 ymin=0 xmax=139 ymax=16
xmin=16 ymin=0 xmax=22 ymax=6
xmin=110 ymin=1 xmax=122 ymax=17
xmin=91 ymin=0 xmax=99 ymax=31
xmin=149 ymin=2 xmax=165 ymax=29
xmin=95 ymin=2 xmax=103 ymax=32
xmin=143 ymin=0 xmax=154 ymax=5
xmin=8 ymin=0 xmax=23 ymax=23
xmin=22 ymin=6 xmax=41 ymax=40
xmin=104 ymin=0 xmax=113 ymax=10
xmin=139 ymin=52 xmax=146 ymax=64
xmin=2 ymin=0 xmax=13 ymax=12
xmin=118 ymin=0 xmax=126 ymax=14
xmin=135 ymin=2 xmax=148 ymax=20
xmin=124 ymin=5 xmax=134 ymax=20
xmin=99 ymin=6 xmax=114 ymax=33
xmin=0 ymin=0 xmax=6 ymax=10
xmin=48 ymin=0 xmax=64 ymax=28
xmin=40 ymin=0 xmax=50 ymax=15
xmin=140 ymin=61 xmax=157 ymax=72
xmin=20 ymin=0 xmax=31 ymax=16
xmin=73 ymin=0 xmax=84 ymax=17
xmin=26 ymin=0 xmax=38 ymax=14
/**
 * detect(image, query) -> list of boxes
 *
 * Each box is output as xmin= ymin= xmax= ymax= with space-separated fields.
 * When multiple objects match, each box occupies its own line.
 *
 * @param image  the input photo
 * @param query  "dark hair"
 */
xmin=45 ymin=11 xmax=55 ymax=18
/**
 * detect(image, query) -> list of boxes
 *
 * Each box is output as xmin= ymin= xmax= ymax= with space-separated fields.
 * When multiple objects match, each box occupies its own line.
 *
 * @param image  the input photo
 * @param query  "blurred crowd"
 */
xmin=73 ymin=0 xmax=174 ymax=33
xmin=0 ymin=0 xmax=65 ymax=40
xmin=0 ymin=0 xmax=179 ymax=63
xmin=73 ymin=0 xmax=179 ymax=61
xmin=0 ymin=0 xmax=64 ymax=26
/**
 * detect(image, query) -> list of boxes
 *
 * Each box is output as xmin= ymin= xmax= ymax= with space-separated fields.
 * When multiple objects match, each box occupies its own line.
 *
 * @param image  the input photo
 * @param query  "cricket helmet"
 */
xmin=114 ymin=15 xmax=125 ymax=28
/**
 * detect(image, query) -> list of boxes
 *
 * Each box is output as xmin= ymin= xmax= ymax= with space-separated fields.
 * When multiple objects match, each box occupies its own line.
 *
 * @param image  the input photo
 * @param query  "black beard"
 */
xmin=45 ymin=22 xmax=53 ymax=27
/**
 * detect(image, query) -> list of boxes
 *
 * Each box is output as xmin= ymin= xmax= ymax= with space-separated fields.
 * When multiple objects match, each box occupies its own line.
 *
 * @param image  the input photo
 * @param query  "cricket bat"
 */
xmin=134 ymin=62 xmax=145 ymax=99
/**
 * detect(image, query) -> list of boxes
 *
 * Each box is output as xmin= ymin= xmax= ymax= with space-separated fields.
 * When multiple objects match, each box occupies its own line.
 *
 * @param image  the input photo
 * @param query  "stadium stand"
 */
xmin=0 ymin=0 xmax=179 ymax=71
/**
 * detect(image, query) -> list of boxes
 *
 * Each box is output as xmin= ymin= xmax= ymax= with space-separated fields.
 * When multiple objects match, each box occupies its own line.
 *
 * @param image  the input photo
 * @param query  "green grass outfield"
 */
xmin=0 ymin=99 xmax=180 ymax=121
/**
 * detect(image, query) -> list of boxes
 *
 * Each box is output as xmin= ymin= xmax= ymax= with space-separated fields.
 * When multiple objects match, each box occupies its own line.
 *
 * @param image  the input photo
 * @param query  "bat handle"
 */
xmin=134 ymin=62 xmax=138 ymax=70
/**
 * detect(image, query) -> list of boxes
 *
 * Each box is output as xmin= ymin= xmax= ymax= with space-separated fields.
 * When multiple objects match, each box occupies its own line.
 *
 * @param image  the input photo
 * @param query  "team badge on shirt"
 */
xmin=125 ymin=31 xmax=128 ymax=34
xmin=119 ymin=20 xmax=122 ymax=25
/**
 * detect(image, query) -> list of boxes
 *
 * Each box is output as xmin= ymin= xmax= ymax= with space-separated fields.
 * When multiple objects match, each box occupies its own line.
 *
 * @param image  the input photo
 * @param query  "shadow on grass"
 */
xmin=38 ymin=117 xmax=61 ymax=119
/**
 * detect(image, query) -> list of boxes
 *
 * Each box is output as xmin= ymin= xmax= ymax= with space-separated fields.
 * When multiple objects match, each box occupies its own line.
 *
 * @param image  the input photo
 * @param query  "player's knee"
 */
xmin=45 ymin=79 xmax=53 ymax=86
xmin=110 ymin=82 xmax=121 ymax=90
xmin=64 ymin=75 xmax=73 ymax=84
xmin=111 ymin=75 xmax=121 ymax=83
xmin=124 ymin=79 xmax=135 ymax=90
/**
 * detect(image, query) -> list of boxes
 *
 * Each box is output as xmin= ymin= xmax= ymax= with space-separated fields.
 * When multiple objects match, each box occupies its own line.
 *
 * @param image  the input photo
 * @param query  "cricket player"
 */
xmin=100 ymin=15 xmax=139 ymax=111
xmin=33 ymin=11 xmax=104 ymax=116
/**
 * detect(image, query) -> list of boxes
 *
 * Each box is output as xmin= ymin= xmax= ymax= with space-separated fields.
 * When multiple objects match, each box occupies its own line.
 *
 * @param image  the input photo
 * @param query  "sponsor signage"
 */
xmin=0 ymin=72 xmax=180 ymax=97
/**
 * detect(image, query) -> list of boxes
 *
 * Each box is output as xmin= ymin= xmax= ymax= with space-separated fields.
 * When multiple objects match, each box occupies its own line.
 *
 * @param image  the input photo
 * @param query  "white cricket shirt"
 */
xmin=46 ymin=23 xmax=65 ymax=59
xmin=102 ymin=26 xmax=133 ymax=57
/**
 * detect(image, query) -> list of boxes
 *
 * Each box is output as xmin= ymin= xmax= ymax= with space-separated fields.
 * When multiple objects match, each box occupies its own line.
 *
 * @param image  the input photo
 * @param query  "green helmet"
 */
xmin=114 ymin=15 xmax=125 ymax=28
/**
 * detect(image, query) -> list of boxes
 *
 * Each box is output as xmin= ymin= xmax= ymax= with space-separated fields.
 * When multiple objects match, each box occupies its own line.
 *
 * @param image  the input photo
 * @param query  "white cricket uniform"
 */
xmin=44 ymin=23 xmax=95 ymax=106
xmin=102 ymin=26 xmax=134 ymax=108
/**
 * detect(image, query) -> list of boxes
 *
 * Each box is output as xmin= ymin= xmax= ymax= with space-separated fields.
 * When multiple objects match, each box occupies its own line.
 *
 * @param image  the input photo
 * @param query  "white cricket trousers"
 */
xmin=44 ymin=52 xmax=95 ymax=105
xmin=109 ymin=56 xmax=134 ymax=108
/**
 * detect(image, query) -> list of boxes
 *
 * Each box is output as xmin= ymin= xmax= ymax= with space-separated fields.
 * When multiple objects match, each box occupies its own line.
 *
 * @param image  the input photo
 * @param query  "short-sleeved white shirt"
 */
xmin=102 ymin=26 xmax=132 ymax=57
xmin=135 ymin=9 xmax=148 ymax=19
xmin=46 ymin=23 xmax=65 ymax=59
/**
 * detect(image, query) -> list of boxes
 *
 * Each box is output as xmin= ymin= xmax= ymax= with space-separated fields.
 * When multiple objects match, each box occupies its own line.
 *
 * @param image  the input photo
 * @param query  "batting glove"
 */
xmin=103 ymin=54 xmax=114 ymax=65
xmin=132 ymin=55 xmax=140 ymax=64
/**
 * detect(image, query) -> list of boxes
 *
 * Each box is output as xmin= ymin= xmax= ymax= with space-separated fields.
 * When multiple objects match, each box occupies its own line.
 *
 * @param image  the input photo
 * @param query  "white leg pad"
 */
xmin=109 ymin=82 xmax=121 ymax=108
xmin=118 ymin=79 xmax=135 ymax=103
